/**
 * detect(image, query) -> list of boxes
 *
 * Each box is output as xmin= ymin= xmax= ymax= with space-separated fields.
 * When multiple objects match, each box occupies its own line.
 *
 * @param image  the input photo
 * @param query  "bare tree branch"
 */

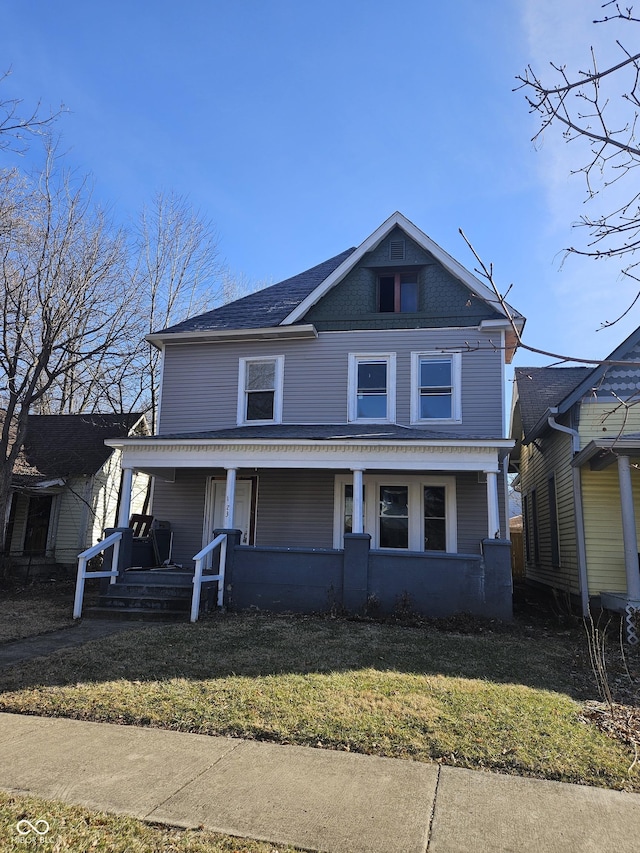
xmin=0 ymin=69 xmax=65 ymax=154
xmin=0 ymin=150 xmax=130 ymax=546
xmin=516 ymin=4 xmax=640 ymax=323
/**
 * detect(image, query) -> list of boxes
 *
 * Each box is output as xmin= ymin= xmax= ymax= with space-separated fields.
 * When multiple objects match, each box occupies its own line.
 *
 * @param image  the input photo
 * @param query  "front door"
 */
xmin=204 ymin=478 xmax=253 ymax=547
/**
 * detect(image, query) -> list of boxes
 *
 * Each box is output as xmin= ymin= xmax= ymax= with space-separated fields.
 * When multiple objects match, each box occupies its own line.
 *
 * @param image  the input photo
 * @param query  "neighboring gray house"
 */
xmin=105 ymin=212 xmax=524 ymax=619
xmin=6 ymin=413 xmax=148 ymax=576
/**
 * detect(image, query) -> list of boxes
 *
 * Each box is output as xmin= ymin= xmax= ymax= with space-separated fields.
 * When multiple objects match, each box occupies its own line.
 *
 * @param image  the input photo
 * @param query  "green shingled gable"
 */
xmin=303 ymin=227 xmax=503 ymax=331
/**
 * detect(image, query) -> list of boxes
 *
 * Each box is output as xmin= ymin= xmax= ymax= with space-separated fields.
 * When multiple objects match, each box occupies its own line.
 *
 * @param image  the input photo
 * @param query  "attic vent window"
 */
xmin=389 ymin=240 xmax=405 ymax=261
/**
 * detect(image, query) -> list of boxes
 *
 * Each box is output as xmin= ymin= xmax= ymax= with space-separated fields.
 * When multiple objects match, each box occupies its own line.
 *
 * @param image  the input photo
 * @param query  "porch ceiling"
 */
xmin=106 ymin=424 xmax=513 ymax=474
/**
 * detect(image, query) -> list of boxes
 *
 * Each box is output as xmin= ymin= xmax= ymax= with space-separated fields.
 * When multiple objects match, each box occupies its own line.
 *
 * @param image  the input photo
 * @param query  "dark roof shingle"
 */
xmin=152 ymin=423 xmax=504 ymax=442
xmin=515 ymin=367 xmax=591 ymax=435
xmin=157 ymin=249 xmax=356 ymax=335
xmin=15 ymin=413 xmax=147 ymax=484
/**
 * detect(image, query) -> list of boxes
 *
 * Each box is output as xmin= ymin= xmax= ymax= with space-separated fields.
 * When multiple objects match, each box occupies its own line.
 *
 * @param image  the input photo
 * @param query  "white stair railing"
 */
xmin=73 ymin=531 xmax=123 ymax=619
xmin=191 ymin=533 xmax=227 ymax=622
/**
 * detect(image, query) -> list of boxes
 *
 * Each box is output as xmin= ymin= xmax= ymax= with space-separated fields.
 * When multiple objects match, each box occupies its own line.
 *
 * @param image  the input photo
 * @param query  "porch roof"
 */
xmin=106 ymin=423 xmax=513 ymax=474
xmin=572 ymin=434 xmax=640 ymax=471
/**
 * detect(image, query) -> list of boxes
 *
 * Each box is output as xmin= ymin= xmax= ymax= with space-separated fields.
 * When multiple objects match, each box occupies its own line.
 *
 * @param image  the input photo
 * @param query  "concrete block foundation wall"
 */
xmin=224 ymin=533 xmax=512 ymax=621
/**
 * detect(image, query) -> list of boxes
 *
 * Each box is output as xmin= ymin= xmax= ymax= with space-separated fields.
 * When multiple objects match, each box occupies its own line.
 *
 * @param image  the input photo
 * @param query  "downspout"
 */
xmin=547 ymin=410 xmax=590 ymax=617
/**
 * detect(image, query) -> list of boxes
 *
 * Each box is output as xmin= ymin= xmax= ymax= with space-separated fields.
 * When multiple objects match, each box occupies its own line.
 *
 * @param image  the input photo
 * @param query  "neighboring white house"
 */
xmin=5 ymin=413 xmax=149 ymax=577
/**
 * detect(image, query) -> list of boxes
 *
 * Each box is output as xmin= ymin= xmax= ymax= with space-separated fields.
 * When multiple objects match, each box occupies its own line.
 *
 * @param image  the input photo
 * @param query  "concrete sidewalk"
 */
xmin=1 ymin=713 xmax=640 ymax=852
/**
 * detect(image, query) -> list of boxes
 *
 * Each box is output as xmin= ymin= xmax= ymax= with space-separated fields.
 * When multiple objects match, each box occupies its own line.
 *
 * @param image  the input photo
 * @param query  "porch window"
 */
xmin=334 ymin=475 xmax=456 ymax=551
xmin=348 ymin=353 xmax=396 ymax=423
xmin=410 ymin=352 xmax=461 ymax=423
xmin=237 ymin=356 xmax=284 ymax=425
xmin=344 ymin=484 xmax=365 ymax=534
xmin=424 ymin=486 xmax=446 ymax=551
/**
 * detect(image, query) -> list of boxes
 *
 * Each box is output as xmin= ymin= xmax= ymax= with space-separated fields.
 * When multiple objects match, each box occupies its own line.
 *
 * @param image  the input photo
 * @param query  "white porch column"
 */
xmin=617 ymin=455 xmax=640 ymax=599
xmin=485 ymin=470 xmax=500 ymax=539
xmin=117 ymin=467 xmax=134 ymax=528
xmin=352 ymin=469 xmax=364 ymax=534
xmin=223 ymin=467 xmax=237 ymax=529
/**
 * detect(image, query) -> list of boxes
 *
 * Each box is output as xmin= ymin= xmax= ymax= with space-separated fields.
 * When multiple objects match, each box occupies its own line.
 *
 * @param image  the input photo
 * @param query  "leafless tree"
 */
xmin=0 ymin=153 xmax=131 ymax=546
xmin=516 ymin=2 xmax=640 ymax=325
xmin=129 ymin=191 xmax=229 ymax=429
xmin=0 ymin=69 xmax=65 ymax=154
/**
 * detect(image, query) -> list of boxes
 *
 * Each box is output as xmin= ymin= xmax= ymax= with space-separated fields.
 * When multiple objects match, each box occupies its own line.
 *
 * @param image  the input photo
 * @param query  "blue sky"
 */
xmin=1 ymin=0 xmax=636 ymax=377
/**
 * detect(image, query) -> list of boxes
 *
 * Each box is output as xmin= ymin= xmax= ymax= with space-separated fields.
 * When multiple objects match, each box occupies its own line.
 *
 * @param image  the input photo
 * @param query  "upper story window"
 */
xmin=410 ymin=352 xmax=462 ymax=424
xmin=378 ymin=273 xmax=418 ymax=313
xmin=348 ymin=353 xmax=396 ymax=423
xmin=237 ymin=356 xmax=284 ymax=425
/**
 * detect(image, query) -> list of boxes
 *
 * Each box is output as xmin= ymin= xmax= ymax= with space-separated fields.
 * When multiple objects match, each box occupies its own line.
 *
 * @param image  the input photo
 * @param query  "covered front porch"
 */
xmin=573 ymin=437 xmax=640 ymax=642
xmin=75 ymin=426 xmax=514 ymax=621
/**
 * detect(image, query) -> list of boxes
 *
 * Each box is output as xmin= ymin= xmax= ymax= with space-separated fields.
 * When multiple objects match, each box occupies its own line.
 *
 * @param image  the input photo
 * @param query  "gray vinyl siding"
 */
xmin=159 ymin=327 xmax=504 ymax=437
xmin=152 ymin=468 xmax=335 ymax=563
xmin=255 ymin=469 xmax=335 ymax=548
xmin=152 ymin=469 xmax=208 ymax=567
xmin=151 ymin=468 xmax=493 ymax=564
xmin=456 ymin=472 xmax=492 ymax=554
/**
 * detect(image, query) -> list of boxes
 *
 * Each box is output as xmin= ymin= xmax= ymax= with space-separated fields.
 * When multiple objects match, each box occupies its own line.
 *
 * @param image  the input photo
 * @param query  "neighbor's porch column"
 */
xmin=617 ymin=455 xmax=640 ymax=599
xmin=352 ymin=468 xmax=365 ymax=534
xmin=223 ymin=467 xmax=237 ymax=528
xmin=485 ymin=470 xmax=500 ymax=539
xmin=117 ymin=467 xmax=134 ymax=528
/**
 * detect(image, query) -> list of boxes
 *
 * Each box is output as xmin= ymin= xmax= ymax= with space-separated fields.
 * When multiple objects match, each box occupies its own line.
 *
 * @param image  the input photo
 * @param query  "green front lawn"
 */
xmin=0 ymin=614 xmax=636 ymax=790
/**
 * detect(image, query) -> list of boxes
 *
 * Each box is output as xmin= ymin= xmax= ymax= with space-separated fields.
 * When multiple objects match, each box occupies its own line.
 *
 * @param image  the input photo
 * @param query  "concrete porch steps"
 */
xmin=83 ymin=568 xmax=211 ymax=622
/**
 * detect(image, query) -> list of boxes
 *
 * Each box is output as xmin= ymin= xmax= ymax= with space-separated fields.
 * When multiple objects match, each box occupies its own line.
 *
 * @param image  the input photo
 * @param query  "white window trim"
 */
xmin=347 ymin=352 xmax=396 ymax=424
xmin=237 ymin=355 xmax=285 ymax=426
xmin=333 ymin=474 xmax=456 ymax=552
xmin=410 ymin=351 xmax=462 ymax=424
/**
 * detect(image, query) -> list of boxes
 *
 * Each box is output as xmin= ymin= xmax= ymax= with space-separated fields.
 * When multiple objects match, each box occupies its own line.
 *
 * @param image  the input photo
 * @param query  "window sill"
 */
xmin=410 ymin=418 xmax=462 ymax=426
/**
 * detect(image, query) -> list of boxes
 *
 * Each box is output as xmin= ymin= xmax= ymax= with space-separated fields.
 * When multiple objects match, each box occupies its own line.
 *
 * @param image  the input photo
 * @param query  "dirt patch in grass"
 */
xmin=0 ymin=580 xmax=79 ymax=644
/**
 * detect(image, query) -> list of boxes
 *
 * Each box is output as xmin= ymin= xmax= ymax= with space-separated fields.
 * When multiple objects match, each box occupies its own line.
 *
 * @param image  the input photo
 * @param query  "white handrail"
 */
xmin=191 ymin=532 xmax=227 ymax=622
xmin=73 ymin=531 xmax=123 ymax=619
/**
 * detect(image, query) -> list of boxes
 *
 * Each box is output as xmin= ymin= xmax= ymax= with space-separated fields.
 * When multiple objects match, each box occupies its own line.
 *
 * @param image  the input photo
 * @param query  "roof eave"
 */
xmin=146 ymin=323 xmax=318 ymax=349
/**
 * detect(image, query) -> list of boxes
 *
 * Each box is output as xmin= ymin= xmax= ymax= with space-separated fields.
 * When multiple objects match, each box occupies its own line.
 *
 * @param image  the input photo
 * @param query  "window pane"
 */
xmin=424 ymin=519 xmax=446 ymax=551
xmin=380 ymin=486 xmax=408 ymax=517
xmin=424 ymin=487 xmax=445 ymax=518
xmin=379 ymin=487 xmax=409 ymax=549
xmin=358 ymin=362 xmax=387 ymax=391
xmin=246 ymin=390 xmax=274 ymax=420
xmin=420 ymin=393 xmax=452 ymax=419
xmin=357 ymin=393 xmax=387 ymax=419
xmin=380 ymin=517 xmax=408 ymax=548
xmin=246 ymin=361 xmax=275 ymax=391
xmin=424 ymin=487 xmax=446 ymax=551
xmin=400 ymin=280 xmax=418 ymax=312
xmin=379 ymin=276 xmax=395 ymax=312
xmin=420 ymin=359 xmax=451 ymax=388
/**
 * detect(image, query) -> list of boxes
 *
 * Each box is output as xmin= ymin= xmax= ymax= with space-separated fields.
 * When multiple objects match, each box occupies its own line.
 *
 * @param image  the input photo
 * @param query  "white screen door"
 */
xmin=204 ymin=479 xmax=253 ymax=546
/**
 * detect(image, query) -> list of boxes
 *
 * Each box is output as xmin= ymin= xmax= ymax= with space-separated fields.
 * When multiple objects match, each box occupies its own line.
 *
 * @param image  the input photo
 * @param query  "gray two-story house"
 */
xmin=102 ymin=212 xmax=523 ymax=620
